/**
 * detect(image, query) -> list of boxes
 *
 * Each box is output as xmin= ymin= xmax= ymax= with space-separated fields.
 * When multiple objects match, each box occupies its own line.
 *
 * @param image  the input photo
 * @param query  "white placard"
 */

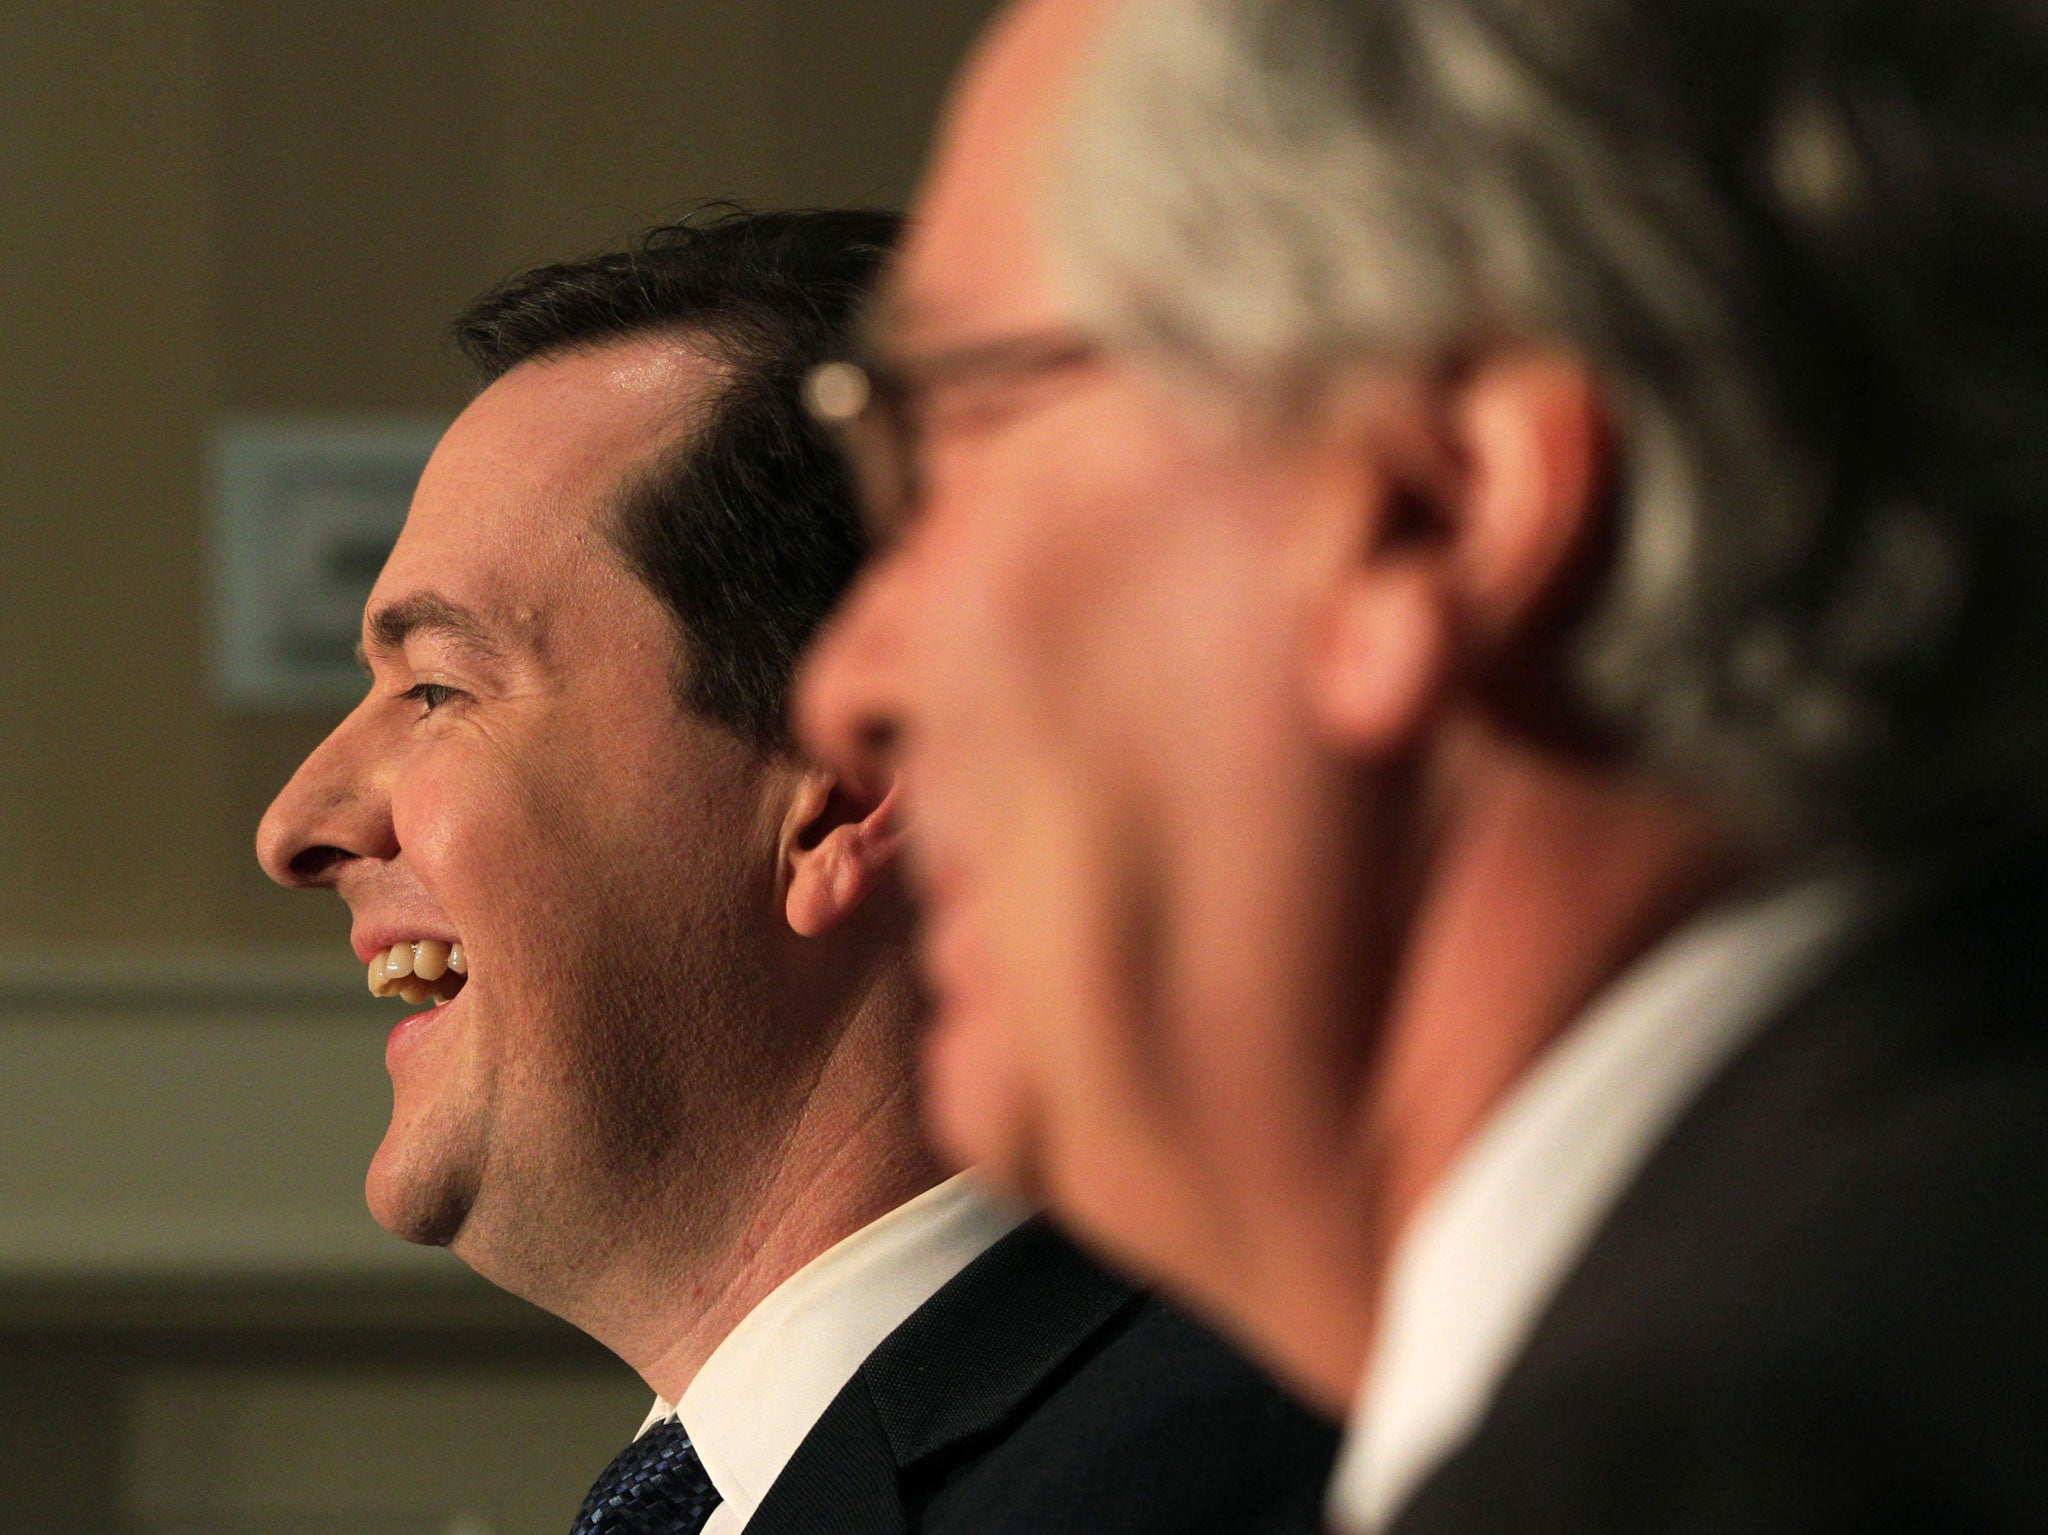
xmin=213 ymin=416 xmax=449 ymax=710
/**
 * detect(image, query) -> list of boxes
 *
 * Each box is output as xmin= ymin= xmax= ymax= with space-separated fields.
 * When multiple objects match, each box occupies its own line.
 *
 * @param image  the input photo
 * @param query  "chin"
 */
xmin=365 ymin=1126 xmax=477 ymax=1248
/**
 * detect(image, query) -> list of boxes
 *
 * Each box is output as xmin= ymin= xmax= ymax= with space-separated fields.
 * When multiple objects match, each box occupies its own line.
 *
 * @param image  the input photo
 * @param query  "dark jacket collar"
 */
xmin=1391 ymin=846 xmax=2048 ymax=1531
xmin=747 ymin=1217 xmax=1142 ymax=1535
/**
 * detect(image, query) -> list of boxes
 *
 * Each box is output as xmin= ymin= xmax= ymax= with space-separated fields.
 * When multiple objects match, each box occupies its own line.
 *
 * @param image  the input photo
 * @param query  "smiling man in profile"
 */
xmin=256 ymin=207 xmax=1334 ymax=1535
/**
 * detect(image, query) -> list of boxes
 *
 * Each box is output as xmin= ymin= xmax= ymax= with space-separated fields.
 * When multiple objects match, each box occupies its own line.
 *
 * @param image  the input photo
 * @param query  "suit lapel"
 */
xmin=743 ymin=1373 xmax=909 ymax=1535
xmin=860 ymin=1215 xmax=1141 ymax=1464
xmin=746 ymin=1218 xmax=1142 ymax=1535
xmin=1490 ymin=853 xmax=2048 ymax=1399
xmin=1390 ymin=849 xmax=2048 ymax=1531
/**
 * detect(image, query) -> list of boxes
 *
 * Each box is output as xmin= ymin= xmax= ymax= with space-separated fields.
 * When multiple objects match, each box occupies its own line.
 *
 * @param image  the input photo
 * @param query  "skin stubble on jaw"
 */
xmin=441 ymin=739 xmax=830 ymax=1314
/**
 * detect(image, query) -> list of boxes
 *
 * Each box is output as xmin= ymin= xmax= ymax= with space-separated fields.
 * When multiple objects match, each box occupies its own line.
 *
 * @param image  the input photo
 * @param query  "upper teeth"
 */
xmin=368 ymin=940 xmax=467 ymax=1005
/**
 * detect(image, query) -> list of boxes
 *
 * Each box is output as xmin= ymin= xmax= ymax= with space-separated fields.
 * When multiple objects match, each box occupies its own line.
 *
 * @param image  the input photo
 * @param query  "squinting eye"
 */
xmin=399 ymin=682 xmax=460 ymax=716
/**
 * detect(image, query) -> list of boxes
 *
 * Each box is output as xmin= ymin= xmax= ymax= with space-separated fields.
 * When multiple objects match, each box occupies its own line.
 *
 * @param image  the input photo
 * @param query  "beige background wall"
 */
xmin=1 ymin=0 xmax=997 ymax=956
xmin=0 ymin=5 xmax=997 ymax=1529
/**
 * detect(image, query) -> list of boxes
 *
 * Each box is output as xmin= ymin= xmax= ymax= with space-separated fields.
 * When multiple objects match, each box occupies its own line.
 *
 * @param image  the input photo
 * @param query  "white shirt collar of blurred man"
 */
xmin=1330 ymin=872 xmax=1877 ymax=1533
xmin=637 ymin=1170 xmax=1027 ymax=1534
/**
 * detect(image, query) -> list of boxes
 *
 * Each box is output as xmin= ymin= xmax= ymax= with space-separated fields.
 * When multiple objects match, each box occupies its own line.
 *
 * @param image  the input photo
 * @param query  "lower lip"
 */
xmin=385 ymin=992 xmax=461 ymax=1066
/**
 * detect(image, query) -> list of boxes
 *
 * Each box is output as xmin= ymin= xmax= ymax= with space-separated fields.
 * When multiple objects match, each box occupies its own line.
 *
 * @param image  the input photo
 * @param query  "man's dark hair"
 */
xmin=453 ymin=205 xmax=898 ymax=750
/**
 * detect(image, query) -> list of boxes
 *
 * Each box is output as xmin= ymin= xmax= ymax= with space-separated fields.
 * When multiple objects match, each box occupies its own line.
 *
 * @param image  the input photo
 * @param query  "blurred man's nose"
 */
xmin=255 ymin=713 xmax=398 ymax=889
xmin=795 ymin=568 xmax=908 ymax=800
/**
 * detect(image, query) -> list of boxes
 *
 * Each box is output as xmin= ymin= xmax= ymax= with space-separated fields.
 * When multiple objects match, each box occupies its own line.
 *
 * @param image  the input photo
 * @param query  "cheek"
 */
xmin=911 ymin=420 xmax=1156 ymax=759
xmin=386 ymin=729 xmax=617 ymax=988
xmin=391 ymin=744 xmax=537 ymax=899
xmin=930 ymin=422 xmax=1314 ymax=829
xmin=907 ymin=410 xmax=1343 ymax=1205
xmin=921 ymin=982 xmax=1037 ymax=1182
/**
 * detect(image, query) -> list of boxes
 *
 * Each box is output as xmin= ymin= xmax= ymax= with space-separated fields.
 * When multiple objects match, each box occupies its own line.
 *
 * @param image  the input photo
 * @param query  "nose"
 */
xmin=795 ymin=561 xmax=910 ymax=800
xmin=255 ymin=707 xmax=399 ymax=889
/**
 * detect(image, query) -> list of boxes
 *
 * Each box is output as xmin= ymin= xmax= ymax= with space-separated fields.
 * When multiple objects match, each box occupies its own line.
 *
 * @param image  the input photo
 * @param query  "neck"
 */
xmin=1276 ymin=722 xmax=1738 ymax=1413
xmin=483 ymin=970 xmax=944 ymax=1405
xmin=630 ymin=1058 xmax=945 ymax=1403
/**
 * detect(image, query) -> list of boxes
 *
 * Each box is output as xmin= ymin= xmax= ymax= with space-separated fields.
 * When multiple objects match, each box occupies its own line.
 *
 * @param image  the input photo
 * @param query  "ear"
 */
xmin=781 ymin=765 xmax=903 ymax=939
xmin=1447 ymin=350 xmax=1611 ymax=649
xmin=1305 ymin=351 xmax=1610 ymax=753
xmin=1302 ymin=372 xmax=1461 ymax=754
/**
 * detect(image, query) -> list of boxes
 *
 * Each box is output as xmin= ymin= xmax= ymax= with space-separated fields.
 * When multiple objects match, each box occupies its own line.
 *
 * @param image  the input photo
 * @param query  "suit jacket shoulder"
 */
xmin=750 ymin=1218 xmax=1337 ymax=1535
xmin=1397 ymin=851 xmax=2048 ymax=1533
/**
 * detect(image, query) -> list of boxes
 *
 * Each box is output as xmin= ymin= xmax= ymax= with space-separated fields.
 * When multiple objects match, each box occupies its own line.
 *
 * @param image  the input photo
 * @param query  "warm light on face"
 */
xmin=258 ymin=340 xmax=796 ymax=1281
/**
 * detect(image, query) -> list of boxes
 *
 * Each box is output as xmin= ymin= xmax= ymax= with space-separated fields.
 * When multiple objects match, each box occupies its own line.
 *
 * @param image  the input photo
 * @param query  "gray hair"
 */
xmin=1051 ymin=0 xmax=2048 ymax=852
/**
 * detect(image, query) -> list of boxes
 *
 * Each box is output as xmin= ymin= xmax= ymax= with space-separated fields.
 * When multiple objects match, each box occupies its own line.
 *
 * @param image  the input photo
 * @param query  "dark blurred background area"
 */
xmin=0 ymin=3 xmax=997 ymax=1529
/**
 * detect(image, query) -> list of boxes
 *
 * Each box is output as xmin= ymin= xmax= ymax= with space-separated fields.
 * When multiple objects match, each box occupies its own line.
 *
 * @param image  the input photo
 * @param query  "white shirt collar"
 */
xmin=638 ymin=1170 xmax=1026 ymax=1534
xmin=1326 ymin=874 xmax=1871 ymax=1534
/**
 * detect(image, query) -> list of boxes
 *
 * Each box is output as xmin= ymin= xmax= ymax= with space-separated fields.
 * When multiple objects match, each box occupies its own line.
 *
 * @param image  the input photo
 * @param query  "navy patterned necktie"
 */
xmin=571 ymin=1417 xmax=722 ymax=1535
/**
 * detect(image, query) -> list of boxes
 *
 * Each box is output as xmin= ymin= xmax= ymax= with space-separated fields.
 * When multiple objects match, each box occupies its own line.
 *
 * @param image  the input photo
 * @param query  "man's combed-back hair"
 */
xmin=1055 ymin=0 xmax=2048 ymax=855
xmin=454 ymin=205 xmax=900 ymax=750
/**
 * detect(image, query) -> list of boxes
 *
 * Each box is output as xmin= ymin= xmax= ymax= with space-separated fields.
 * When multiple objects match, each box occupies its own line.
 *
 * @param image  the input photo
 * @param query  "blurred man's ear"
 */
xmin=781 ymin=766 xmax=903 ymax=938
xmin=1445 ymin=350 xmax=1611 ymax=649
xmin=1306 ymin=350 xmax=1610 ymax=751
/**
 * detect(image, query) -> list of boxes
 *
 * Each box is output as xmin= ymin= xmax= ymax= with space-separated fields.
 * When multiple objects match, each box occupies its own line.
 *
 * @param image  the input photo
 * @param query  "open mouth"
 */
xmin=367 ymin=940 xmax=469 ymax=1008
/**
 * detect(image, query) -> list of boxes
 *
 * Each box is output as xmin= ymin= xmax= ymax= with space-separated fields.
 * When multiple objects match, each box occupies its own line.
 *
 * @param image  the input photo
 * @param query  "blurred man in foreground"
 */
xmin=258 ymin=208 xmax=1334 ymax=1535
xmin=800 ymin=0 xmax=2048 ymax=1528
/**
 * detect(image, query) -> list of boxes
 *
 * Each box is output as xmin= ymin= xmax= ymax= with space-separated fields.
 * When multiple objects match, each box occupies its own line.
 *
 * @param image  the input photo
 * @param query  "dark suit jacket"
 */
xmin=747 ymin=1217 xmax=1337 ymax=1535
xmin=1395 ymin=851 xmax=2048 ymax=1534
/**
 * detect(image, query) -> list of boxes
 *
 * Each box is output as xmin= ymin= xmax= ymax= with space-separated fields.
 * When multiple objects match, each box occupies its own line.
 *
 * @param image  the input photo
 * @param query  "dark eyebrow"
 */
xmin=361 ymin=592 xmax=503 ymax=663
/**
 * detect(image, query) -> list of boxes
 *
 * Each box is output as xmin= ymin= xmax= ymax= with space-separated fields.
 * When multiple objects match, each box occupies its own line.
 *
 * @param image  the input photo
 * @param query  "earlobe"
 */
xmin=1306 ymin=560 xmax=1453 ymax=753
xmin=783 ymin=772 xmax=903 ymax=938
